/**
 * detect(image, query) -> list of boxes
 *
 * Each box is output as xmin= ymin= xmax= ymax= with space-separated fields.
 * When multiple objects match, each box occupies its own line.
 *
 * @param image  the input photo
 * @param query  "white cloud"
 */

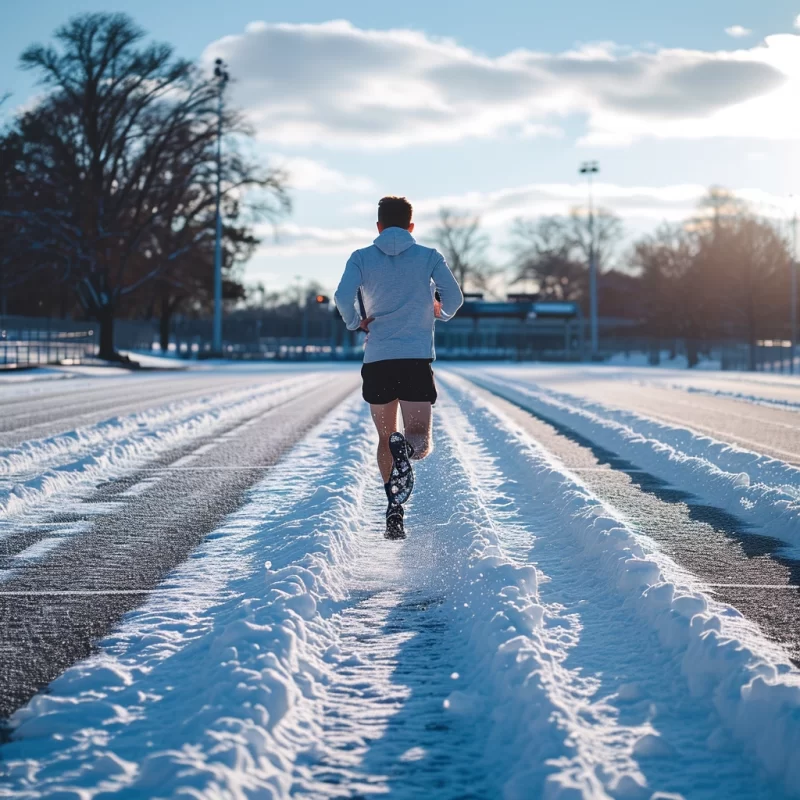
xmin=257 ymin=183 xmax=794 ymax=262
xmin=204 ymin=20 xmax=797 ymax=149
xmin=725 ymin=25 xmax=752 ymax=38
xmin=272 ymin=155 xmax=375 ymax=194
xmin=258 ymin=222 xmax=374 ymax=257
xmin=351 ymin=182 xmax=796 ymax=227
xmin=795 ymin=14 xmax=800 ymax=29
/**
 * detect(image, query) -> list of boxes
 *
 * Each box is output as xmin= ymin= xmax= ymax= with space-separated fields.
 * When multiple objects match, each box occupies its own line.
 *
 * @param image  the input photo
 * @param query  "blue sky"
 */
xmin=3 ymin=1 xmax=800 ymax=294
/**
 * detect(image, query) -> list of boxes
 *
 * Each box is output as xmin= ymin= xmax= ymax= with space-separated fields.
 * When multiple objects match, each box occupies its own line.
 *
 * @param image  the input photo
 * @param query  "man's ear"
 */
xmin=408 ymin=222 xmax=415 ymax=233
xmin=376 ymin=222 xmax=384 ymax=233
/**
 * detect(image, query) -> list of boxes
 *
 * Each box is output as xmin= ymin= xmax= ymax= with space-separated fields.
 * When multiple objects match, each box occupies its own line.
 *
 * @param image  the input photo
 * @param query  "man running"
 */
xmin=334 ymin=196 xmax=463 ymax=540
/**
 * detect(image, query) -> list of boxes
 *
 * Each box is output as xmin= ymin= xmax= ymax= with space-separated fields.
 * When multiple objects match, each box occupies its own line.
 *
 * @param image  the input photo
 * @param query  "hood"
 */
xmin=373 ymin=227 xmax=416 ymax=256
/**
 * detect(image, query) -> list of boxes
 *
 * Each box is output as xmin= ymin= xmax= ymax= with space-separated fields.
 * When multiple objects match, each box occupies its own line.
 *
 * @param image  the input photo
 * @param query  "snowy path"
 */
xmin=465 ymin=366 xmax=800 ymax=466
xmin=0 ymin=371 xmax=359 ymax=717
xmin=456 ymin=367 xmax=800 ymax=549
xmin=3 ymin=369 xmax=799 ymax=798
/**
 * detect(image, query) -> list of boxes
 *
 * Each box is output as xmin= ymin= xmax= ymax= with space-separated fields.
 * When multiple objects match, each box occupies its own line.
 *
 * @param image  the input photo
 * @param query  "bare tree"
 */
xmin=692 ymin=203 xmax=791 ymax=369
xmin=625 ymin=189 xmax=793 ymax=368
xmin=429 ymin=208 xmax=493 ymax=292
xmin=3 ymin=13 xmax=289 ymax=359
xmin=567 ymin=207 xmax=624 ymax=272
xmin=508 ymin=216 xmax=586 ymax=301
xmin=630 ymin=223 xmax=697 ymax=360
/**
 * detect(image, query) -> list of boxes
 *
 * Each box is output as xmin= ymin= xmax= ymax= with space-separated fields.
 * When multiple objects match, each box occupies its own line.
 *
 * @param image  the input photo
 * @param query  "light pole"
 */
xmin=212 ymin=58 xmax=229 ymax=355
xmin=580 ymin=161 xmax=600 ymax=358
xmin=792 ymin=211 xmax=798 ymax=374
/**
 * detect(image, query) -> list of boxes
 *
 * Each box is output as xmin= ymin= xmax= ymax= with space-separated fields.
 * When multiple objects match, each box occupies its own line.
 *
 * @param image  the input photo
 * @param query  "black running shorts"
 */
xmin=361 ymin=358 xmax=437 ymax=405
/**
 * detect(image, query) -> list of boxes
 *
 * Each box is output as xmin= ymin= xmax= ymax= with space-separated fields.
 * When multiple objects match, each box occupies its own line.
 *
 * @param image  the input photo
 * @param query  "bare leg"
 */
xmin=370 ymin=400 xmax=400 ymax=484
xmin=399 ymin=401 xmax=433 ymax=460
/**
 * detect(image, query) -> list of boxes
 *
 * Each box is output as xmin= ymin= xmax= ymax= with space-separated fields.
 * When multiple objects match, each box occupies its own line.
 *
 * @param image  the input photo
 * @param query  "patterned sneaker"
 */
xmin=388 ymin=432 xmax=415 ymax=505
xmin=385 ymin=503 xmax=406 ymax=540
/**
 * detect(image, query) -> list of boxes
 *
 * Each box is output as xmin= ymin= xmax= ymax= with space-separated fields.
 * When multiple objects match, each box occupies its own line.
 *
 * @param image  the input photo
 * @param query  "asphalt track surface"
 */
xmin=0 ymin=368 xmax=359 ymax=720
xmin=1 ymin=364 xmax=799 ymax=726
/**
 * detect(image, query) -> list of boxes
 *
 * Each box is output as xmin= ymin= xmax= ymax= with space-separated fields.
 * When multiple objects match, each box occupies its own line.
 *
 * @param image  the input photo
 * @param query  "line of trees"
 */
xmin=2 ymin=15 xmax=796 ymax=368
xmin=429 ymin=188 xmax=797 ymax=367
xmin=0 ymin=13 xmax=290 ymax=359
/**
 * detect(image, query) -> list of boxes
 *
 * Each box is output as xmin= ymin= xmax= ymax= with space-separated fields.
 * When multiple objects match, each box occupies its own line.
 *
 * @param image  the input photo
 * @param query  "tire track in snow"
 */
xmin=439 ymin=372 xmax=788 ymax=799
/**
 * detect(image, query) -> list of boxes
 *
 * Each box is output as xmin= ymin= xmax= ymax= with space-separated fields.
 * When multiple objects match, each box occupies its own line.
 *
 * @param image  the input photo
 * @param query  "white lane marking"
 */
xmin=0 ymin=377 xmax=339 ymax=574
xmin=0 ymin=590 xmax=151 ymax=596
xmin=140 ymin=466 xmax=272 ymax=472
xmin=161 ymin=398 xmax=284 ymax=471
xmin=707 ymin=583 xmax=799 ymax=589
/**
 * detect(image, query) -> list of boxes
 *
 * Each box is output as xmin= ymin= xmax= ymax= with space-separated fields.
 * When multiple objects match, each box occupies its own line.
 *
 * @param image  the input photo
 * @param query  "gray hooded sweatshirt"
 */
xmin=334 ymin=227 xmax=463 ymax=364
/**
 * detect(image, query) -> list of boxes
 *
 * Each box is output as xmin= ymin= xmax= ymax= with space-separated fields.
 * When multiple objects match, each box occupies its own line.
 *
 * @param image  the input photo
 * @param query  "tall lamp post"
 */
xmin=580 ymin=161 xmax=600 ymax=358
xmin=212 ymin=58 xmax=229 ymax=355
xmin=792 ymin=211 xmax=798 ymax=374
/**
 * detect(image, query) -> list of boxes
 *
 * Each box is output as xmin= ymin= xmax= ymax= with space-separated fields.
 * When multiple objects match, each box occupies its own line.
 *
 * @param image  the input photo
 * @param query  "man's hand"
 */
xmin=358 ymin=316 xmax=375 ymax=333
xmin=434 ymin=300 xmax=442 ymax=319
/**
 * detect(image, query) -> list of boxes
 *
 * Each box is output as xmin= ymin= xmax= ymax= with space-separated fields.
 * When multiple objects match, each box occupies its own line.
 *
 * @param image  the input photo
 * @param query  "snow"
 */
xmin=0 ymin=373 xmax=327 ymax=523
xmin=0 ymin=365 xmax=133 ymax=383
xmin=458 ymin=367 xmax=800 ymax=549
xmin=116 ymin=351 xmax=191 ymax=369
xmin=2 ymin=368 xmax=799 ymax=798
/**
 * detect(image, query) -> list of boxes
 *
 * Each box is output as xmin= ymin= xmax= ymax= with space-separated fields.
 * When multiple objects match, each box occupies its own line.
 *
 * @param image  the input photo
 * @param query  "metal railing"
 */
xmin=3 ymin=315 xmax=797 ymax=372
xmin=0 ymin=316 xmax=98 ymax=368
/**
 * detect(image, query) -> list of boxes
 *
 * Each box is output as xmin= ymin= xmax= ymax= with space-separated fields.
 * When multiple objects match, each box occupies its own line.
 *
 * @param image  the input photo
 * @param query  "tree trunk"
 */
xmin=97 ymin=307 xmax=116 ymax=361
xmin=686 ymin=340 xmax=699 ymax=368
xmin=159 ymin=301 xmax=172 ymax=353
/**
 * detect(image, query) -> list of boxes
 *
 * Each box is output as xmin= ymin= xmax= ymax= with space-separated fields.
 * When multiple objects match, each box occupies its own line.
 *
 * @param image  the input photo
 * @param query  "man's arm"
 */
xmin=334 ymin=255 xmax=364 ymax=331
xmin=432 ymin=254 xmax=464 ymax=321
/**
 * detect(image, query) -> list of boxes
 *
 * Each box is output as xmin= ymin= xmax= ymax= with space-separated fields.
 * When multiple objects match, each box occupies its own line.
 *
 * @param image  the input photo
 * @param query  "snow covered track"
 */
xmin=0 ymin=372 xmax=328 ymax=521
xmin=440 ymin=374 xmax=800 ymax=797
xmin=458 ymin=369 xmax=800 ymax=549
xmin=0 ymin=370 xmax=360 ymax=719
xmin=2 ymin=368 xmax=798 ymax=798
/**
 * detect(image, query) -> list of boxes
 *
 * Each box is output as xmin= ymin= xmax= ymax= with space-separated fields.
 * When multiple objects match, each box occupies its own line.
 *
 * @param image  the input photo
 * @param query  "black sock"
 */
xmin=384 ymin=481 xmax=393 ymax=504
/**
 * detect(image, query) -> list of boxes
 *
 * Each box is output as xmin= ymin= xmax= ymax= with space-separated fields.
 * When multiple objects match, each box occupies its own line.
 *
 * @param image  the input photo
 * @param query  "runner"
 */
xmin=334 ymin=196 xmax=463 ymax=540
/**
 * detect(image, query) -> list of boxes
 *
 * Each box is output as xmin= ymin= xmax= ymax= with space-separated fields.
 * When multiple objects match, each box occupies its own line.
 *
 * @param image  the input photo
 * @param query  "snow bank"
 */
xmin=1 ymin=395 xmax=373 ymax=798
xmin=465 ymin=370 xmax=800 ymax=547
xmin=442 ymin=372 xmax=800 ymax=797
xmin=0 ymin=373 xmax=325 ymax=520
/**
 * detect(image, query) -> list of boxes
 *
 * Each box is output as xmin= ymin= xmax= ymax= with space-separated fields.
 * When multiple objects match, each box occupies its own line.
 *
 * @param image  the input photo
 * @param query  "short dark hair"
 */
xmin=378 ymin=196 xmax=413 ymax=229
